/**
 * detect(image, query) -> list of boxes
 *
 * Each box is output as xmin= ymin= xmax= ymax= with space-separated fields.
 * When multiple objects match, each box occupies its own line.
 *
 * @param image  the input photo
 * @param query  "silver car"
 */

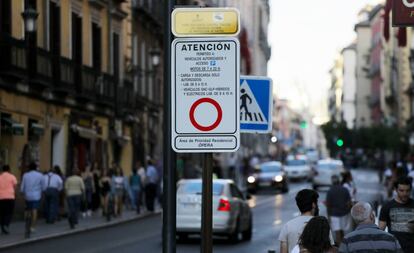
xmin=312 ymin=159 xmax=345 ymax=190
xmin=176 ymin=179 xmax=253 ymax=242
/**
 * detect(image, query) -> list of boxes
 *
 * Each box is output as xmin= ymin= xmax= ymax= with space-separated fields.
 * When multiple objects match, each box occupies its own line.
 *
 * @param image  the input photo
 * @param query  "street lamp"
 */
xmin=149 ymin=48 xmax=161 ymax=68
xmin=21 ymin=7 xmax=39 ymax=33
xmin=21 ymin=6 xmax=38 ymax=79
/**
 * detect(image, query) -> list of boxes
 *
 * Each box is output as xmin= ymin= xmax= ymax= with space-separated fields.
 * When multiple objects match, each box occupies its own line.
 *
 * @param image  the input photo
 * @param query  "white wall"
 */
xmin=355 ymin=25 xmax=372 ymax=128
xmin=342 ymin=47 xmax=357 ymax=129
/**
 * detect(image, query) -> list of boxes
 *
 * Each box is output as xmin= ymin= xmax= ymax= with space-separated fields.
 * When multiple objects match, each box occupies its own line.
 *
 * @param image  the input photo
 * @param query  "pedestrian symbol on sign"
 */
xmin=240 ymin=88 xmax=252 ymax=121
xmin=240 ymin=80 xmax=265 ymax=123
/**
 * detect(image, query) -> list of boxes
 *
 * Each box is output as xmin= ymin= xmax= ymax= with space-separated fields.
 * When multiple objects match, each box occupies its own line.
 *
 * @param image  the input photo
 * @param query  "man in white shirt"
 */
xmin=43 ymin=166 xmax=63 ymax=223
xmin=278 ymin=189 xmax=320 ymax=253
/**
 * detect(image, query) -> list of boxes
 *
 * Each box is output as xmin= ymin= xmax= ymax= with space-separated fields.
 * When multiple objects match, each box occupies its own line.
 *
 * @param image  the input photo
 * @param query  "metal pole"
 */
xmin=163 ymin=0 xmax=176 ymax=253
xmin=201 ymin=153 xmax=213 ymax=253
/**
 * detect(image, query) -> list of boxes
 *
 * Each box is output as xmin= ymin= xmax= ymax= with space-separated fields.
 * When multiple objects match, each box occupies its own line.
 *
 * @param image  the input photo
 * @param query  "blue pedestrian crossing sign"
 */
xmin=240 ymin=76 xmax=273 ymax=133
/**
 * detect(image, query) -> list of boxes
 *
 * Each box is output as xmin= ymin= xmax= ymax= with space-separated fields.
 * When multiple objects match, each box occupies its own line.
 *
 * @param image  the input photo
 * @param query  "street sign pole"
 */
xmin=201 ymin=153 xmax=213 ymax=253
xmin=163 ymin=1 xmax=176 ymax=253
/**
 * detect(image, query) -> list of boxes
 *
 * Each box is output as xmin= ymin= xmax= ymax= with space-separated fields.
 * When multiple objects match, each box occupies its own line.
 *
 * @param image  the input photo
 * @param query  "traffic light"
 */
xmin=300 ymin=121 xmax=308 ymax=129
xmin=336 ymin=139 xmax=344 ymax=147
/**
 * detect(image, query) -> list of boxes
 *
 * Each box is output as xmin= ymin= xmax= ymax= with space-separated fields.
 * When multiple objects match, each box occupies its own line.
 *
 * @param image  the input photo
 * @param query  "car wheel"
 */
xmin=312 ymin=184 xmax=318 ymax=190
xmin=229 ymin=218 xmax=240 ymax=243
xmin=242 ymin=216 xmax=253 ymax=241
xmin=282 ymin=185 xmax=289 ymax=193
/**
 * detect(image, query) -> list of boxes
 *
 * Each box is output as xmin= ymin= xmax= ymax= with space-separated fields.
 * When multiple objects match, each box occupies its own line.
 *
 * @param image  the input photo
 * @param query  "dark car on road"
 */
xmin=247 ymin=161 xmax=289 ymax=193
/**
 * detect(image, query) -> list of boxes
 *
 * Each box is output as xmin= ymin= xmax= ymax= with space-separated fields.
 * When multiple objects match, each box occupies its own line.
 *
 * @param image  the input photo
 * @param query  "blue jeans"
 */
xmin=131 ymin=188 xmax=141 ymax=213
xmin=44 ymin=188 xmax=59 ymax=223
xmin=67 ymin=195 xmax=81 ymax=227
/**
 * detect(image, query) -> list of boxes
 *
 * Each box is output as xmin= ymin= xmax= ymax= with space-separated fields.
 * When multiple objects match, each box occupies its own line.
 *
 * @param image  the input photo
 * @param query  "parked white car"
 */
xmin=284 ymin=158 xmax=312 ymax=180
xmin=176 ymin=179 xmax=252 ymax=243
xmin=312 ymin=159 xmax=345 ymax=190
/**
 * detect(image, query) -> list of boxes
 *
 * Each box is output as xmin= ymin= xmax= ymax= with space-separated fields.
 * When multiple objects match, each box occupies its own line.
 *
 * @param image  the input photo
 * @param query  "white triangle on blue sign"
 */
xmin=240 ymin=80 xmax=266 ymax=124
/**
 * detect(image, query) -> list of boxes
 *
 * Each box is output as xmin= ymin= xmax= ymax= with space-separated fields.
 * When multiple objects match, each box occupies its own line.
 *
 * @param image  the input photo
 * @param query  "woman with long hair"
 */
xmin=292 ymin=216 xmax=337 ymax=253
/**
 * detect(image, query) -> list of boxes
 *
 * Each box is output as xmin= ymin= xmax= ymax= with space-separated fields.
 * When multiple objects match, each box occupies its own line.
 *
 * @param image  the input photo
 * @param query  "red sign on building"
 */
xmin=393 ymin=0 xmax=414 ymax=26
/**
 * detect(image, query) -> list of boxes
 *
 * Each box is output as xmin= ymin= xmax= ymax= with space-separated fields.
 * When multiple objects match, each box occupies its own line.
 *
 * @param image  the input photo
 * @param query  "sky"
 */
xmin=268 ymin=0 xmax=383 ymax=122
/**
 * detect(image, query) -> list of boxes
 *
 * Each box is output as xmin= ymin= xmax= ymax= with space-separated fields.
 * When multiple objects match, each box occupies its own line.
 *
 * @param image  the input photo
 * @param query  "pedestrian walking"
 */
xmin=65 ymin=169 xmax=85 ymax=229
xmin=91 ymin=163 xmax=101 ymax=211
xmin=339 ymin=201 xmax=402 ymax=253
xmin=145 ymin=160 xmax=158 ymax=212
xmin=341 ymin=171 xmax=356 ymax=203
xmin=54 ymin=165 xmax=65 ymax=220
xmin=129 ymin=168 xmax=142 ymax=214
xmin=0 ymin=165 xmax=17 ymax=234
xmin=42 ymin=166 xmax=63 ymax=223
xmin=81 ymin=166 xmax=95 ymax=217
xmin=379 ymin=176 xmax=414 ymax=253
xmin=136 ymin=161 xmax=146 ymax=211
xmin=408 ymin=168 xmax=414 ymax=199
xmin=112 ymin=167 xmax=125 ymax=216
xmin=20 ymin=162 xmax=44 ymax=233
xmin=279 ymin=189 xmax=320 ymax=253
xmin=291 ymin=216 xmax=338 ymax=253
xmin=326 ymin=175 xmax=352 ymax=246
xmin=99 ymin=169 xmax=112 ymax=217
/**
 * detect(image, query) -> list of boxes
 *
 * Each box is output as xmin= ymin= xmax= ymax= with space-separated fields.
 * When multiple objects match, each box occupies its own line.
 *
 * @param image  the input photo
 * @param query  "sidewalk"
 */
xmin=0 ymin=208 xmax=161 ymax=250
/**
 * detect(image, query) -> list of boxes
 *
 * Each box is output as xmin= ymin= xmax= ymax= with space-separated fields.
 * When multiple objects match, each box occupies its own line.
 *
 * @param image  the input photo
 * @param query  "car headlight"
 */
xmin=274 ymin=175 xmax=283 ymax=182
xmin=247 ymin=176 xmax=256 ymax=183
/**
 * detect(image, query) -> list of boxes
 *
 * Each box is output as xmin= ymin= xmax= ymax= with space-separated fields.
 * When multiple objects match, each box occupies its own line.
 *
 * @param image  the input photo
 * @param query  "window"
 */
xmin=140 ymin=41 xmax=146 ymax=96
xmin=178 ymin=182 xmax=224 ymax=196
xmin=49 ymin=1 xmax=60 ymax=55
xmin=0 ymin=0 xmax=11 ymax=34
xmin=230 ymin=184 xmax=244 ymax=200
xmin=71 ymin=13 xmax=82 ymax=63
xmin=92 ymin=23 xmax=102 ymax=71
xmin=112 ymin=33 xmax=120 ymax=79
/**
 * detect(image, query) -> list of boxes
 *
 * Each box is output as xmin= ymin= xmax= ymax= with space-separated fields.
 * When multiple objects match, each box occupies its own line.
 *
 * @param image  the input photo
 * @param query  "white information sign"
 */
xmin=171 ymin=37 xmax=240 ymax=153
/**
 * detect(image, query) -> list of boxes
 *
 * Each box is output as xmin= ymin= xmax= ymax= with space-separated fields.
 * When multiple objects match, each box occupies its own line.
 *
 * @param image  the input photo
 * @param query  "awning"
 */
xmin=71 ymin=124 xmax=98 ymax=139
xmin=1 ymin=117 xmax=24 ymax=136
xmin=30 ymin=123 xmax=44 ymax=136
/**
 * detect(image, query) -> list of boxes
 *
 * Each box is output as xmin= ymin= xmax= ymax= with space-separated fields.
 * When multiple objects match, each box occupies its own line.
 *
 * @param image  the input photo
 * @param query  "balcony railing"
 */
xmin=0 ymin=34 xmax=118 ymax=108
xmin=0 ymin=34 xmax=27 ymax=78
xmin=118 ymin=80 xmax=135 ymax=111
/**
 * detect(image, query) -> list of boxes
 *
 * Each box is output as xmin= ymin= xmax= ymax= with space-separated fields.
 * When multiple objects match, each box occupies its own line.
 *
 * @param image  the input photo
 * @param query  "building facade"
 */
xmin=341 ymin=43 xmax=357 ymax=129
xmin=354 ymin=8 xmax=372 ymax=128
xmin=0 ymin=0 xmax=163 ymax=177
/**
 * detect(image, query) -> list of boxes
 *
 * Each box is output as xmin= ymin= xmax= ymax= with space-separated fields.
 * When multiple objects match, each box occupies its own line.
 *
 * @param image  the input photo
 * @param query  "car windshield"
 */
xmin=260 ymin=164 xmax=282 ymax=172
xmin=178 ymin=182 xmax=224 ymax=195
xmin=286 ymin=160 xmax=306 ymax=166
xmin=317 ymin=164 xmax=339 ymax=170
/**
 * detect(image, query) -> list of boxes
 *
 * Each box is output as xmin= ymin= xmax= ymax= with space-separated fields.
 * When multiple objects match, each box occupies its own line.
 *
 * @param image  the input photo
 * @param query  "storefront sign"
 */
xmin=393 ymin=0 xmax=414 ymax=26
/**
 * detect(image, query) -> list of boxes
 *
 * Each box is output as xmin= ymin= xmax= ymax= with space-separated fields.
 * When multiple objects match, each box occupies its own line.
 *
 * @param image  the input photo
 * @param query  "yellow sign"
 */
xmin=172 ymin=8 xmax=240 ymax=37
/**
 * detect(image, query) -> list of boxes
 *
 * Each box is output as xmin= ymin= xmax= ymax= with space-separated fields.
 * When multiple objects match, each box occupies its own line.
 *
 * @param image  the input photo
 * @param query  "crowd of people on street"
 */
xmin=278 ymin=171 xmax=414 ymax=253
xmin=0 ymin=159 xmax=161 ymax=235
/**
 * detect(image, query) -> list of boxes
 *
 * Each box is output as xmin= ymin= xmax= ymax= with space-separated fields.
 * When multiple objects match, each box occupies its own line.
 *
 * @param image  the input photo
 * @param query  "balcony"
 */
xmin=118 ymin=79 xmax=136 ymax=114
xmin=0 ymin=34 xmax=28 ymax=81
xmin=0 ymin=34 xmax=117 ymax=109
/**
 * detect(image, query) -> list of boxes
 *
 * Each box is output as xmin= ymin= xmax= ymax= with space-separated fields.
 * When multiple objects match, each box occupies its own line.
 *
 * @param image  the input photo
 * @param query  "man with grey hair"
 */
xmin=339 ymin=201 xmax=403 ymax=253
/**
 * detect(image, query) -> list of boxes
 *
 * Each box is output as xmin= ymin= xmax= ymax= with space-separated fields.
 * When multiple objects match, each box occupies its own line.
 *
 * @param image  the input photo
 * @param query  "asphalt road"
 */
xmin=4 ymin=169 xmax=383 ymax=253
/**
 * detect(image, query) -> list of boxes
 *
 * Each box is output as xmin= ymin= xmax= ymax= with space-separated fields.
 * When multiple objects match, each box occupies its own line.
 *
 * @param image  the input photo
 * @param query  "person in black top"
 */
xmin=379 ymin=177 xmax=414 ymax=253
